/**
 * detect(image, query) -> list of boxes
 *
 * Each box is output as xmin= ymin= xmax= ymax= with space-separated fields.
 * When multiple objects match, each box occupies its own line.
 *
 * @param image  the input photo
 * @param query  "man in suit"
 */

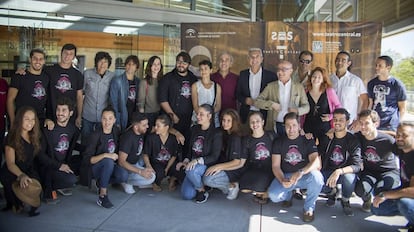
xmin=236 ymin=48 xmax=277 ymax=124
xmin=255 ymin=60 xmax=309 ymax=136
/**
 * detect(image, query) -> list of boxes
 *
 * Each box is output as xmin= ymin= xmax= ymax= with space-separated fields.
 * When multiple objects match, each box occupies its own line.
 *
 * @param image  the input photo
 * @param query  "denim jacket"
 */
xmin=109 ymin=72 xmax=139 ymax=130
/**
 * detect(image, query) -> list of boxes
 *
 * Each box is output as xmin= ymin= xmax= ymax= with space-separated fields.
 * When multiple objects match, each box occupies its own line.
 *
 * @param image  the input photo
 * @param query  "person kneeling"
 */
xmin=113 ymin=113 xmax=155 ymax=194
xmin=268 ymin=112 xmax=324 ymax=222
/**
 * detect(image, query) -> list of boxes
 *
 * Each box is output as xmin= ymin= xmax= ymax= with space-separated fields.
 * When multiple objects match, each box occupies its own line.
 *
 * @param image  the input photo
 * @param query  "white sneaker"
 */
xmin=227 ymin=183 xmax=239 ymax=200
xmin=121 ymin=183 xmax=136 ymax=194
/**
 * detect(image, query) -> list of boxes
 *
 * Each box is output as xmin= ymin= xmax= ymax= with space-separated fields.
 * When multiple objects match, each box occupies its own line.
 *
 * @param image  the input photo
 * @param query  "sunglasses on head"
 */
xmin=299 ymin=59 xmax=312 ymax=64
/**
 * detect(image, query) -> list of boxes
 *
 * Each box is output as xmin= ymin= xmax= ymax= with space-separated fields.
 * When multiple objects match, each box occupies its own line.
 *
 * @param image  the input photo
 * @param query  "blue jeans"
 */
xmin=81 ymin=118 xmax=100 ymax=144
xmin=372 ymin=198 xmax=414 ymax=225
xmin=181 ymin=164 xmax=206 ymax=200
xmin=355 ymin=171 xmax=401 ymax=201
xmin=91 ymin=158 xmax=115 ymax=188
xmin=113 ymin=162 xmax=155 ymax=186
xmin=322 ymin=170 xmax=357 ymax=199
xmin=268 ymin=170 xmax=324 ymax=212
xmin=203 ymin=171 xmax=230 ymax=194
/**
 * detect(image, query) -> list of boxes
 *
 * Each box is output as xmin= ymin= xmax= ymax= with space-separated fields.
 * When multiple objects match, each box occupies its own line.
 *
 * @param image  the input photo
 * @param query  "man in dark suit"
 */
xmin=236 ymin=48 xmax=277 ymax=123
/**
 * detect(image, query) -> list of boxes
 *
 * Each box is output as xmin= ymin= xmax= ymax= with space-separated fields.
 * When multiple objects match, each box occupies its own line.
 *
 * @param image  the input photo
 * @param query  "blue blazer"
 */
xmin=236 ymin=68 xmax=277 ymax=123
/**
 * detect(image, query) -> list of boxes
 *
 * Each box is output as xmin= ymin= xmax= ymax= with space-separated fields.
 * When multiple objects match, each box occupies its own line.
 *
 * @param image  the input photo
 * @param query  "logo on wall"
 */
xmin=185 ymin=28 xmax=197 ymax=38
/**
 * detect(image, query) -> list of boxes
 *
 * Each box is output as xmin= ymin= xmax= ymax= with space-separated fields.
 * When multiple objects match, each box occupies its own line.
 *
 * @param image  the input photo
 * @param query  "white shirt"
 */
xmin=330 ymin=71 xmax=367 ymax=122
xmin=276 ymin=79 xmax=292 ymax=122
xmin=249 ymin=67 xmax=262 ymax=111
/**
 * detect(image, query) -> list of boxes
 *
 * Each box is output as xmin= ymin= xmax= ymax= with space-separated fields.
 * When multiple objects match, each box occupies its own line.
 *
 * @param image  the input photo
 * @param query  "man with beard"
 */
xmin=372 ymin=122 xmax=414 ymax=231
xmin=319 ymin=108 xmax=363 ymax=216
xmin=7 ymin=48 xmax=49 ymax=126
xmin=113 ymin=113 xmax=155 ymax=194
xmin=39 ymin=97 xmax=79 ymax=203
xmin=268 ymin=112 xmax=323 ymax=222
xmin=330 ymin=51 xmax=368 ymax=132
xmin=355 ymin=109 xmax=400 ymax=212
xmin=158 ymin=51 xmax=197 ymax=153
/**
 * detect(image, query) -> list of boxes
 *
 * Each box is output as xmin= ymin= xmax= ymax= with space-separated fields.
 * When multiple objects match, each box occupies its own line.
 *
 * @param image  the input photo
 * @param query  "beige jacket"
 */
xmin=254 ymin=80 xmax=309 ymax=131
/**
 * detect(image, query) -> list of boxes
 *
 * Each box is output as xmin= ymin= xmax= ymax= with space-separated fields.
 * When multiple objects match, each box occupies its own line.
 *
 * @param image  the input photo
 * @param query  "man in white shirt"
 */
xmin=330 ymin=51 xmax=368 ymax=132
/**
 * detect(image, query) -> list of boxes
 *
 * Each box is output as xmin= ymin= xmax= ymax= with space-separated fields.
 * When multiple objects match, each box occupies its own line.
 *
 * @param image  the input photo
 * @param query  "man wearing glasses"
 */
xmin=158 ymin=51 xmax=197 ymax=152
xmin=330 ymin=51 xmax=368 ymax=132
xmin=292 ymin=50 xmax=313 ymax=88
xmin=255 ymin=61 xmax=309 ymax=136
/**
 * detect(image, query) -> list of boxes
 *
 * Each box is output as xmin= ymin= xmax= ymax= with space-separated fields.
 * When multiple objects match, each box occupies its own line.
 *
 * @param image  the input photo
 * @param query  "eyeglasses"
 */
xmin=277 ymin=67 xmax=292 ymax=72
xmin=176 ymin=60 xmax=189 ymax=65
xmin=299 ymin=59 xmax=312 ymax=64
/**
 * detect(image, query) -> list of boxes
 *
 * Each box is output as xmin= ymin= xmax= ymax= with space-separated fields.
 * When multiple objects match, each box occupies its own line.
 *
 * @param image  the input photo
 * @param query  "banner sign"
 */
xmin=181 ymin=22 xmax=382 ymax=83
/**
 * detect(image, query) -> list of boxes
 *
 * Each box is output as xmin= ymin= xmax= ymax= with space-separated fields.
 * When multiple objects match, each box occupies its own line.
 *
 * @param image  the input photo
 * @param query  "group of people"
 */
xmin=0 ymin=44 xmax=412 ymax=230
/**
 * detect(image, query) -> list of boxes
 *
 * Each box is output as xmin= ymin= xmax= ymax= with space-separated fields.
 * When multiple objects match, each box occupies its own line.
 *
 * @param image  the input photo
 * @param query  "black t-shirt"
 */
xmin=127 ymin=79 xmax=137 ymax=122
xmin=119 ymin=129 xmax=144 ymax=165
xmin=4 ymin=137 xmax=37 ymax=176
xmin=10 ymin=71 xmax=49 ymax=120
xmin=45 ymin=64 xmax=83 ymax=120
xmin=273 ymin=135 xmax=317 ymax=173
xmin=242 ymin=132 xmax=273 ymax=170
xmin=358 ymin=132 xmax=398 ymax=174
xmin=320 ymin=133 xmax=362 ymax=171
xmin=144 ymin=133 xmax=180 ymax=165
xmin=218 ymin=132 xmax=242 ymax=163
xmin=399 ymin=149 xmax=414 ymax=188
xmin=46 ymin=123 xmax=78 ymax=163
xmin=158 ymin=69 xmax=197 ymax=116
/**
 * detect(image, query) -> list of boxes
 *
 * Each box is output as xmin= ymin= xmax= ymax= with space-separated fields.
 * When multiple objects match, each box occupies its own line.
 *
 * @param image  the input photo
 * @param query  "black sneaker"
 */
xmin=406 ymin=223 xmax=413 ymax=232
xmin=326 ymin=195 xmax=336 ymax=207
xmin=195 ymin=191 xmax=209 ymax=204
xmin=97 ymin=195 xmax=114 ymax=209
xmin=361 ymin=199 xmax=371 ymax=213
xmin=282 ymin=195 xmax=293 ymax=208
xmin=341 ymin=200 xmax=354 ymax=216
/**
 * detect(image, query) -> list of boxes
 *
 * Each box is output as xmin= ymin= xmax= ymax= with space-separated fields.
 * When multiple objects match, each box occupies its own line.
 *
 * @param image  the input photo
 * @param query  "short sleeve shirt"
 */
xmin=45 ymin=64 xmax=83 ymax=119
xmin=272 ymin=135 xmax=317 ymax=173
xmin=399 ymin=150 xmax=414 ymax=187
xmin=144 ymin=133 xmax=179 ymax=165
xmin=330 ymin=71 xmax=367 ymax=122
xmin=242 ymin=132 xmax=273 ymax=169
xmin=367 ymin=76 xmax=407 ymax=131
xmin=10 ymin=71 xmax=49 ymax=120
xmin=119 ymin=129 xmax=144 ymax=165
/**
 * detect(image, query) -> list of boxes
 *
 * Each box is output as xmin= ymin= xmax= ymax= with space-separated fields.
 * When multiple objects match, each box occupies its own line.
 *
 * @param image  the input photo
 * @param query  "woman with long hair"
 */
xmin=0 ymin=106 xmax=42 ymax=216
xmin=303 ymin=67 xmax=341 ymax=144
xmin=138 ymin=55 xmax=163 ymax=132
xmin=142 ymin=114 xmax=183 ymax=192
xmin=203 ymin=108 xmax=245 ymax=200
xmin=179 ymin=104 xmax=222 ymax=203
xmin=238 ymin=111 xmax=275 ymax=204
